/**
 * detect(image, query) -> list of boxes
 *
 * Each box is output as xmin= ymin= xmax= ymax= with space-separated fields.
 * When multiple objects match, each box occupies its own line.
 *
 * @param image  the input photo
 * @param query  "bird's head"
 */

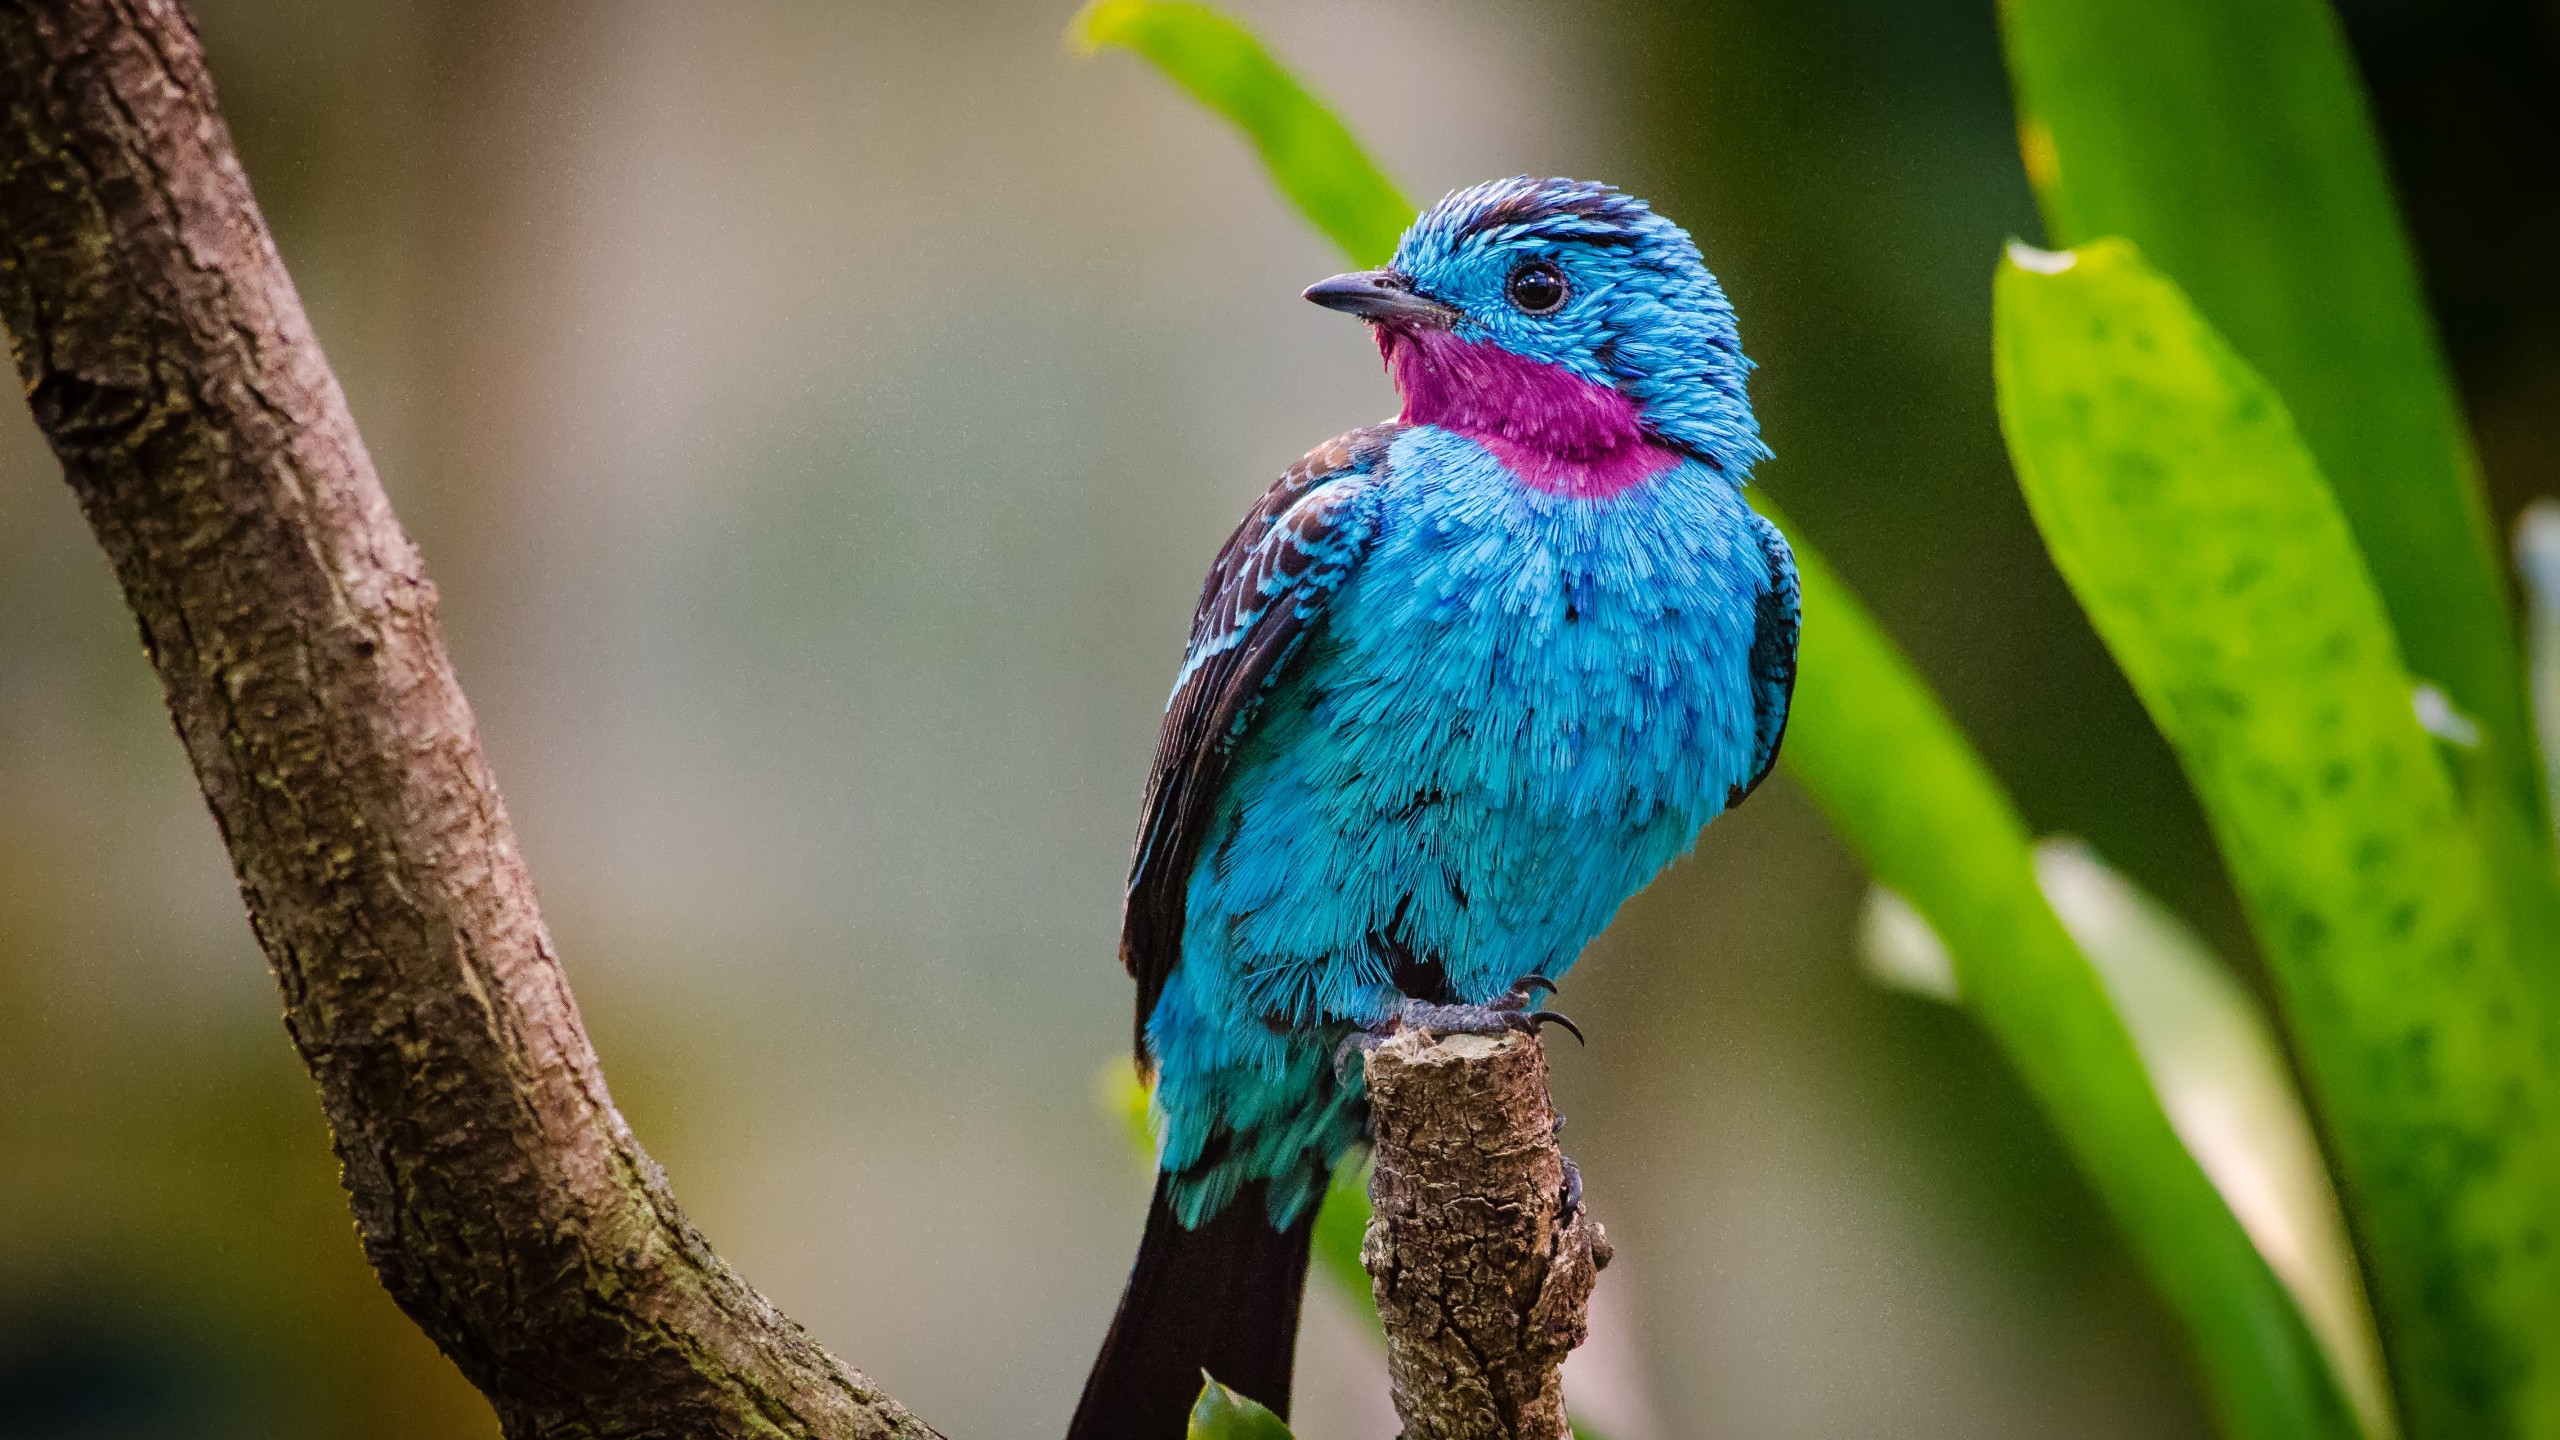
xmin=1304 ymin=177 xmax=1765 ymax=491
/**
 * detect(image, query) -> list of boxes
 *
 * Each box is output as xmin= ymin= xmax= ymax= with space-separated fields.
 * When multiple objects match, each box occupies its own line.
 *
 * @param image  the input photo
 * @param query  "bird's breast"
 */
xmin=1324 ymin=427 xmax=1768 ymax=825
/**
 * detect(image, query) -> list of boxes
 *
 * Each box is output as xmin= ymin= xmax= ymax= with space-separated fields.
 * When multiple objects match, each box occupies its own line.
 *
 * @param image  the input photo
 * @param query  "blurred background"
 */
xmin=0 ymin=1 xmax=2553 ymax=1436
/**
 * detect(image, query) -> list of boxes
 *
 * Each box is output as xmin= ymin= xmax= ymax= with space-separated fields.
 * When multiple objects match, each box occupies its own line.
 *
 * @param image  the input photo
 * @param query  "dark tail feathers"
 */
xmin=1067 ymin=1174 xmax=1316 ymax=1440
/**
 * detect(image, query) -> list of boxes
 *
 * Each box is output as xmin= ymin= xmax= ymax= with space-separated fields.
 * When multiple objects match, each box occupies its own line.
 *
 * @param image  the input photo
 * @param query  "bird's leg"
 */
xmin=1387 ymin=975 xmax=1584 ymax=1045
xmin=1337 ymin=976 xmax=1587 ymax=1084
xmin=1333 ymin=1024 xmax=1390 ymax=1086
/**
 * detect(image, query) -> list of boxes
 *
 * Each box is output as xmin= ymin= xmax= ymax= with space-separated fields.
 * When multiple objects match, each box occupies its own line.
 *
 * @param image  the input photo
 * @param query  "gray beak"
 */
xmin=1302 ymin=269 xmax=1461 ymax=328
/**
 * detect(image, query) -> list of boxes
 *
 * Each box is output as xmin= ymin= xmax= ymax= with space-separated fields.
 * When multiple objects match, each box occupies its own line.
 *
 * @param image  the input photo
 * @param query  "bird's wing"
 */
xmin=1121 ymin=423 xmax=1403 ymax=1070
xmin=1728 ymin=508 xmax=1801 ymax=811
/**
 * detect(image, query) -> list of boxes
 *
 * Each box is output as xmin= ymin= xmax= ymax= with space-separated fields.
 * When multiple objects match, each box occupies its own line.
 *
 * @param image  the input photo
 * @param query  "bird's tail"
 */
xmin=1067 ymin=1173 xmax=1316 ymax=1440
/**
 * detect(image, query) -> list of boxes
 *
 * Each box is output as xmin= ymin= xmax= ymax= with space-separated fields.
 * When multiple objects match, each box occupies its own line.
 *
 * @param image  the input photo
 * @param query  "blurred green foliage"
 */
xmin=1306 ymin=1164 xmax=1374 ymax=1339
xmin=2025 ymin=840 xmax=2396 ymax=1440
xmin=1773 ymin=516 xmax=2365 ymax=1440
xmin=1071 ymin=1 xmax=1411 ymax=267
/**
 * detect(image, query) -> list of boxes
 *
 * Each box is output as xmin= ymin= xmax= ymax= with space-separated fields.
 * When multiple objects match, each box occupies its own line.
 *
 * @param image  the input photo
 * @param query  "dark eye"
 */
xmin=1505 ymin=260 xmax=1568 ymax=315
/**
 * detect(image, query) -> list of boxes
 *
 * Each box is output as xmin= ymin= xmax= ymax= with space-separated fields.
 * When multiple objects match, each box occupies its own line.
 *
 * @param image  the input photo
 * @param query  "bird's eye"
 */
xmin=1505 ymin=260 xmax=1568 ymax=315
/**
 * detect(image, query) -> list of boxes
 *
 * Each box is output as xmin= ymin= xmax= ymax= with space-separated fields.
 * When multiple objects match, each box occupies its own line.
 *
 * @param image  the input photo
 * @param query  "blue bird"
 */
xmin=1070 ymin=177 xmax=1797 ymax=1439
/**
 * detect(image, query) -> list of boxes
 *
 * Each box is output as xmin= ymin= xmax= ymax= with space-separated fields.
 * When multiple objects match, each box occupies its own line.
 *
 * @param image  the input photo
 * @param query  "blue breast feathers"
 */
xmin=1144 ymin=425 xmax=1791 ymax=1225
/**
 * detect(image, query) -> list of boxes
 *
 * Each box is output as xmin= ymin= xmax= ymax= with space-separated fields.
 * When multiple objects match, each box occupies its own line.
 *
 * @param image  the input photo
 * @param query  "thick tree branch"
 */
xmin=0 ymin=3 xmax=940 ymax=1435
xmin=1364 ymin=1029 xmax=1610 ymax=1440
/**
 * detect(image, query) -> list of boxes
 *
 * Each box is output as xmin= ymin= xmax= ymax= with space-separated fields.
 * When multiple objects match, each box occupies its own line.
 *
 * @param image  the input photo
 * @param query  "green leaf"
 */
xmin=1081 ymin=10 xmax=2364 ymax=1437
xmin=2032 ymin=842 xmax=2397 ymax=1440
xmin=1189 ymin=1374 xmax=1295 ymax=1440
xmin=1861 ymin=838 xmax=2401 ymax=1440
xmin=1070 ymin=1 xmax=1411 ymax=267
xmin=1309 ymin=1156 xmax=1379 ymax=1336
xmin=1100 ymin=1054 xmax=1156 ymax=1163
xmin=1996 ymin=0 xmax=2532 ymax=833
xmin=1774 ymin=496 xmax=2360 ymax=1440
xmin=1996 ymin=237 xmax=2560 ymax=1440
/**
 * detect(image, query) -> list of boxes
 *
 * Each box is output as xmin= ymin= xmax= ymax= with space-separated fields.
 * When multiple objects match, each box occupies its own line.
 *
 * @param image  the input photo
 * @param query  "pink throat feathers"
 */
xmin=1380 ymin=327 xmax=1682 ymax=499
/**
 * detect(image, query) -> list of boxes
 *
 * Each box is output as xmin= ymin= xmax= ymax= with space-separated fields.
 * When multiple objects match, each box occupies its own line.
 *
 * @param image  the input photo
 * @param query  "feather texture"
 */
xmin=1122 ymin=423 xmax=1402 ymax=1070
xmin=1146 ymin=427 xmax=1787 ymax=1228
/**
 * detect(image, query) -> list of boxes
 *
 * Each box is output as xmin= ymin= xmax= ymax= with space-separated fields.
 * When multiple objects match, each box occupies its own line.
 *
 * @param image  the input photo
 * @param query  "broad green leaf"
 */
xmin=1861 ymin=840 xmax=2400 ymax=1440
xmin=1997 ymin=0 xmax=2532 ymax=833
xmin=1996 ymin=238 xmax=2560 ymax=1440
xmin=2034 ymin=842 xmax=2397 ymax=1440
xmin=1775 ymin=499 xmax=2360 ymax=1440
xmin=1070 ymin=1 xmax=1411 ymax=267
xmin=1083 ymin=10 xmax=2363 ymax=1438
xmin=1189 ymin=1375 xmax=1294 ymax=1440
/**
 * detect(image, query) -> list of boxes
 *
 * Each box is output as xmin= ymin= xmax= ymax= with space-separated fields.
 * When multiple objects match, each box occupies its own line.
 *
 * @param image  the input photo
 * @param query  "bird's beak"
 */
xmin=1302 ymin=269 xmax=1460 ymax=328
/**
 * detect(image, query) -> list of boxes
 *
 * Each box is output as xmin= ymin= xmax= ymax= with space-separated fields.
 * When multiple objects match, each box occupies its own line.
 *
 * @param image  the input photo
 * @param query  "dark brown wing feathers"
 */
xmin=1120 ymin=424 xmax=1403 ymax=1070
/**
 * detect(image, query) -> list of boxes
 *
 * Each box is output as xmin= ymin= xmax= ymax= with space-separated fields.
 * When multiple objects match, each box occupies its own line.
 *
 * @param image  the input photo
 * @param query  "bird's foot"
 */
xmin=1491 ymin=974 xmax=1585 ymax=1044
xmin=1333 ymin=1026 xmax=1388 ymax=1085
xmin=1504 ymin=974 xmax=1561 ymax=1008
xmin=1387 ymin=989 xmax=1584 ymax=1046
xmin=1392 ymin=997 xmax=1542 ymax=1038
xmin=1334 ymin=979 xmax=1584 ymax=1084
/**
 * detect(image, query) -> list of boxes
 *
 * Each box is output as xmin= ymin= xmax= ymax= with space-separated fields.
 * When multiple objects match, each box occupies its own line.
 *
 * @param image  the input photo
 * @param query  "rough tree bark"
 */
xmin=1364 ymin=1029 xmax=1611 ymax=1440
xmin=0 ymin=3 xmax=940 ymax=1435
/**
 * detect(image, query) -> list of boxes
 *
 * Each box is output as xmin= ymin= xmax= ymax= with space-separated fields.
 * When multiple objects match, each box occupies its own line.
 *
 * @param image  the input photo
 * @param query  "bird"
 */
xmin=1068 ymin=176 xmax=1797 ymax=1440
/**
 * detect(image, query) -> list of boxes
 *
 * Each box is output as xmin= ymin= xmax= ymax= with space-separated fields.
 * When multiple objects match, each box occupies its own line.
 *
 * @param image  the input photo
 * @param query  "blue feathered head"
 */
xmin=1305 ymin=177 xmax=1766 ymax=477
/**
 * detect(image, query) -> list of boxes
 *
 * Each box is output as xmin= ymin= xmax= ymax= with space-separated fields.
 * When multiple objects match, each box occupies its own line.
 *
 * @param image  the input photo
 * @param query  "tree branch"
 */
xmin=1364 ymin=1029 xmax=1610 ymax=1440
xmin=0 ymin=3 xmax=940 ymax=1435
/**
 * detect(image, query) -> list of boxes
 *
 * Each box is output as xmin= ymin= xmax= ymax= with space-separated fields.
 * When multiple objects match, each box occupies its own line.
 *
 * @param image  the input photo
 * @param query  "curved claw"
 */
xmin=1512 ymin=974 xmax=1560 ymax=1004
xmin=1526 ymin=1009 xmax=1585 ymax=1045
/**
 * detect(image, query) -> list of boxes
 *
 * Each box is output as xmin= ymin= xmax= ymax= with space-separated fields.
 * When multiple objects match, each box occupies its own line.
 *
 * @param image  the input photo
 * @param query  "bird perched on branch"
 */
xmin=1070 ymin=177 xmax=1797 ymax=1440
